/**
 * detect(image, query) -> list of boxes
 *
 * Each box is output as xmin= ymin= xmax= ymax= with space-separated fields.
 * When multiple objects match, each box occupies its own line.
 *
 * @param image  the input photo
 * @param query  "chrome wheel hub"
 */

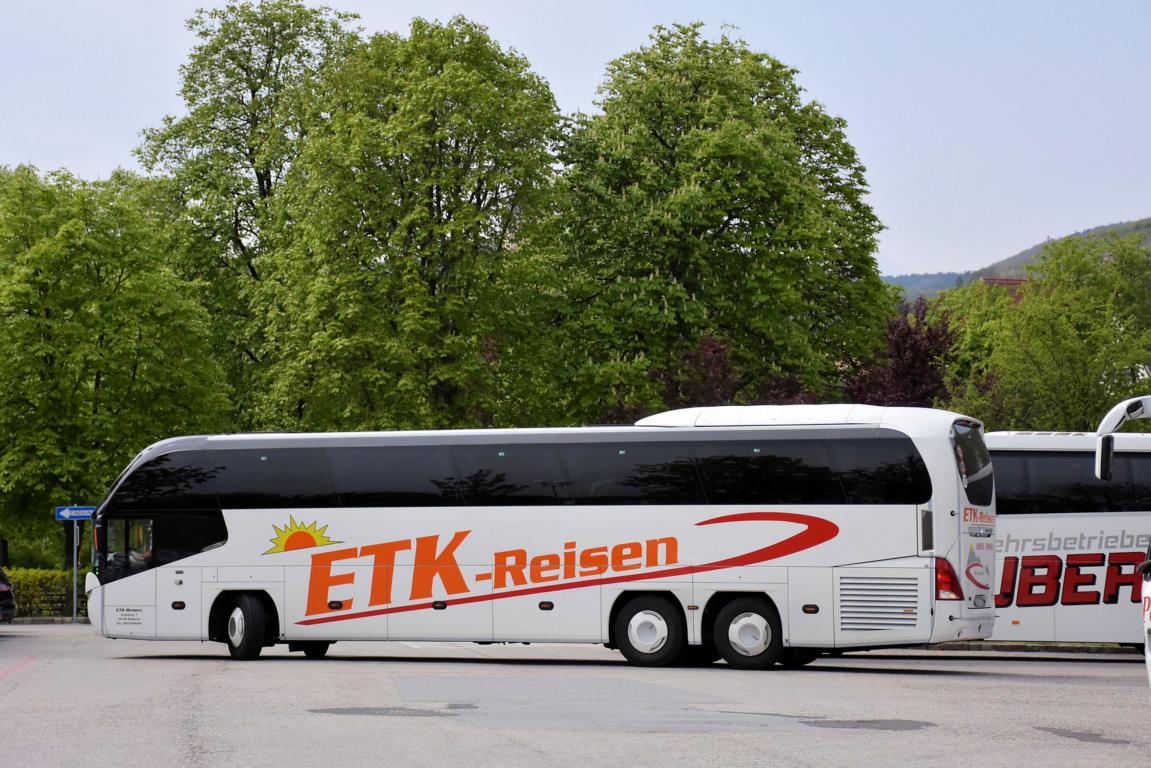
xmin=627 ymin=610 xmax=669 ymax=654
xmin=227 ymin=606 xmax=245 ymax=647
xmin=728 ymin=612 xmax=770 ymax=656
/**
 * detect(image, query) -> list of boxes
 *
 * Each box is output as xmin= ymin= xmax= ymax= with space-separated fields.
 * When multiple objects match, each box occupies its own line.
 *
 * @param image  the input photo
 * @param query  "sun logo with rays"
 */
xmin=262 ymin=516 xmax=341 ymax=555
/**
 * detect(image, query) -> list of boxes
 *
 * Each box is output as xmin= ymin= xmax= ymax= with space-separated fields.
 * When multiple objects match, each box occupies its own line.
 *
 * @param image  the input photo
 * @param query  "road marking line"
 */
xmin=0 ymin=656 xmax=36 ymax=680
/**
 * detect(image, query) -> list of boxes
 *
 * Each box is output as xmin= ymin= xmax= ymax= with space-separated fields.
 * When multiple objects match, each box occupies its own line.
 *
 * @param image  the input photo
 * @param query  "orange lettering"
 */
xmin=410 ymin=531 xmax=470 ymax=599
xmin=563 ymin=541 xmax=577 ymax=579
xmin=611 ymin=541 xmax=643 ymax=571
xmin=645 ymin=537 xmax=678 ymax=567
xmin=579 ymin=546 xmax=609 ymax=576
xmin=494 ymin=548 xmax=527 ymax=589
xmin=360 ymin=539 xmax=411 ymax=606
xmin=305 ymin=547 xmax=360 ymax=615
xmin=530 ymin=553 xmax=561 ymax=582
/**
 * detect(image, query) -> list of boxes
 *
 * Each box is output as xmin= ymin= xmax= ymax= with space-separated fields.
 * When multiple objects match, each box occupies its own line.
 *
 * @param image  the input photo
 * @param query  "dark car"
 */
xmin=0 ymin=567 xmax=15 ymax=623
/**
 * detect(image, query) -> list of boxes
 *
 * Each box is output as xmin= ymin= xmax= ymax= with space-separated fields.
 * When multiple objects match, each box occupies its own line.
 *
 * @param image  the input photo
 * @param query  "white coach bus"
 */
xmin=1091 ymin=396 xmax=1151 ymax=691
xmin=85 ymin=404 xmax=996 ymax=667
xmin=985 ymin=431 xmax=1151 ymax=645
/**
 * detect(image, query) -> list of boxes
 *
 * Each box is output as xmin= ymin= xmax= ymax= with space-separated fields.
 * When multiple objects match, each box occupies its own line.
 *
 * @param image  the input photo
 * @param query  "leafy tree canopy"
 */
xmin=254 ymin=17 xmax=559 ymax=430
xmin=0 ymin=167 xmax=229 ymax=564
xmin=550 ymin=24 xmax=888 ymax=420
xmin=938 ymin=235 xmax=1151 ymax=430
xmin=137 ymin=0 xmax=360 ymax=425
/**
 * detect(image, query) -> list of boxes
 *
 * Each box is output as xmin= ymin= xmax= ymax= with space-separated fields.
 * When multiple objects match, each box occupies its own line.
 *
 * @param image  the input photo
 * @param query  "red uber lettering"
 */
xmin=996 ymin=556 xmax=1018 ymax=608
xmin=1103 ymin=551 xmax=1144 ymax=604
xmin=1060 ymin=553 xmax=1104 ymax=606
xmin=1015 ymin=555 xmax=1062 ymax=607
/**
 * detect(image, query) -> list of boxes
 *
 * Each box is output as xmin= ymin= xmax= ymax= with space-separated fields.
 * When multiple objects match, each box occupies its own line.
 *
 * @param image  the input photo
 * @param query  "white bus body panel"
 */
xmin=155 ymin=565 xmax=202 ymax=640
xmin=89 ymin=405 xmax=996 ymax=652
xmin=834 ymin=559 xmax=933 ymax=646
xmin=101 ymin=570 xmax=156 ymax=639
xmin=1143 ymin=565 xmax=1151 ymax=690
xmin=986 ymin=432 xmax=1151 ymax=644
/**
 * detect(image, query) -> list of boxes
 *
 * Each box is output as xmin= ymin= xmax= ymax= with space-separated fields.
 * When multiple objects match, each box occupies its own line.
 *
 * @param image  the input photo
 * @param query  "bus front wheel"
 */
xmin=713 ymin=596 xmax=782 ymax=670
xmin=226 ymin=594 xmax=265 ymax=660
xmin=302 ymin=641 xmax=331 ymax=659
xmin=614 ymin=595 xmax=686 ymax=667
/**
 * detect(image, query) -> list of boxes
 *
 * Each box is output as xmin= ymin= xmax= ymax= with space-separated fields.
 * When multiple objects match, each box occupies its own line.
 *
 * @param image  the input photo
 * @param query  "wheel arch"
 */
xmin=606 ymin=589 xmax=686 ymax=650
xmin=701 ymin=590 xmax=783 ymax=647
xmin=208 ymin=590 xmax=281 ymax=646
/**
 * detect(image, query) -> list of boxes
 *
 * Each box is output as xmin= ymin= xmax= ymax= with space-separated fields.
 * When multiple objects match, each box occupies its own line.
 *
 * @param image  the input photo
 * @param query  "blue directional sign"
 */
xmin=55 ymin=506 xmax=96 ymax=521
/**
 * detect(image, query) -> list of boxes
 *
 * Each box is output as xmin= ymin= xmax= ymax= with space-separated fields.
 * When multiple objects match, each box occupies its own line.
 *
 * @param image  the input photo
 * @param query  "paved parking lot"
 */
xmin=2 ymin=624 xmax=1147 ymax=767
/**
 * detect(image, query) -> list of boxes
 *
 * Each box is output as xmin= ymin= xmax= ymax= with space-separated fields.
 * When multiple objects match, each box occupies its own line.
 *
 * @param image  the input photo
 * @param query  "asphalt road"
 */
xmin=2 ymin=624 xmax=1147 ymax=768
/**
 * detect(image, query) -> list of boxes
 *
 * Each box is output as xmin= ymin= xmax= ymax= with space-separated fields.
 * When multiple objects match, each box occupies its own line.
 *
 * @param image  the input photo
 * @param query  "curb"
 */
xmin=927 ymin=641 xmax=1142 ymax=655
xmin=10 ymin=617 xmax=91 ymax=625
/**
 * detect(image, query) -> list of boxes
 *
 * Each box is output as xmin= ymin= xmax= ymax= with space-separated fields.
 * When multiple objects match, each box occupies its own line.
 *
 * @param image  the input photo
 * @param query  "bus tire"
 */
xmin=713 ymin=596 xmax=782 ymax=670
xmin=779 ymin=648 xmax=821 ymax=667
xmin=226 ymin=594 xmax=265 ymax=660
xmin=302 ymin=641 xmax=331 ymax=659
xmin=614 ymin=595 xmax=686 ymax=667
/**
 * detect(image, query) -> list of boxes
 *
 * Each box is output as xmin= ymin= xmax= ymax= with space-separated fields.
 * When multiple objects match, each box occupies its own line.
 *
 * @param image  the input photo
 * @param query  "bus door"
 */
xmin=155 ymin=565 xmax=203 ymax=639
xmin=101 ymin=517 xmax=157 ymax=638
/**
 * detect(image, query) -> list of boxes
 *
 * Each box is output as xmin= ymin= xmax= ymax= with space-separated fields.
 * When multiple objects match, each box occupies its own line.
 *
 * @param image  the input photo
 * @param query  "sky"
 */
xmin=1 ymin=0 xmax=1148 ymax=276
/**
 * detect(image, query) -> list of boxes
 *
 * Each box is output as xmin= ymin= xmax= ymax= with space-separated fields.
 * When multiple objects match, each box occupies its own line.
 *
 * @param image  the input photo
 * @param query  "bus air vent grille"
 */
xmin=838 ymin=575 xmax=919 ymax=631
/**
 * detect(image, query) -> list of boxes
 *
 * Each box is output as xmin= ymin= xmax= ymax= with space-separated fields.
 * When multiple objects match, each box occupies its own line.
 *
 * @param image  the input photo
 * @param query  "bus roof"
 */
xmin=134 ymin=405 xmax=972 ymax=457
xmin=637 ymin=404 xmax=973 ymax=436
xmin=985 ymin=431 xmax=1151 ymax=451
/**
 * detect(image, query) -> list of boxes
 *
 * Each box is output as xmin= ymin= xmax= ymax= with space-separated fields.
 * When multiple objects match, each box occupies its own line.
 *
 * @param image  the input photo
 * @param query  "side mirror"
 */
xmin=1095 ymin=434 xmax=1115 ymax=481
xmin=1096 ymin=395 xmax=1151 ymax=434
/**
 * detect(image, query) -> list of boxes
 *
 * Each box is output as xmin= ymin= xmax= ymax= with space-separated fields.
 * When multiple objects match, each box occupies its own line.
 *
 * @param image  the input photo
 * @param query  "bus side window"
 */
xmin=329 ymin=446 xmax=462 ymax=507
xmin=216 ymin=448 xmax=337 ymax=509
xmin=693 ymin=440 xmax=843 ymax=505
xmin=1123 ymin=454 xmax=1151 ymax=511
xmin=127 ymin=519 xmax=154 ymax=571
xmin=104 ymin=518 xmax=154 ymax=582
xmin=829 ymin=435 xmax=932 ymax=505
xmin=559 ymin=442 xmax=704 ymax=505
xmin=1027 ymin=452 xmax=1131 ymax=513
xmin=991 ymin=452 xmax=1030 ymax=514
xmin=449 ymin=445 xmax=569 ymax=505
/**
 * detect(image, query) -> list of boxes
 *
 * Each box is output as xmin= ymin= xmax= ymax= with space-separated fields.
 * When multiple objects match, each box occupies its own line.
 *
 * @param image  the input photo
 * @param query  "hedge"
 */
xmin=6 ymin=568 xmax=88 ymax=617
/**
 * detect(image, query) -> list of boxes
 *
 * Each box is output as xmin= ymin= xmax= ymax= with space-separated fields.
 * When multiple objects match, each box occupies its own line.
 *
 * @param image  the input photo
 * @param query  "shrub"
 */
xmin=7 ymin=568 xmax=88 ymax=617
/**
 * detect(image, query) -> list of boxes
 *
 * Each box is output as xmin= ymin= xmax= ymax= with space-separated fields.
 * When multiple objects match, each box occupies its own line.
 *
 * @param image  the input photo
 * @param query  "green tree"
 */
xmin=549 ymin=24 xmax=888 ymax=421
xmin=254 ymin=17 xmax=559 ymax=430
xmin=0 ymin=167 xmax=229 ymax=566
xmin=939 ymin=236 xmax=1151 ymax=430
xmin=138 ymin=0 xmax=359 ymax=425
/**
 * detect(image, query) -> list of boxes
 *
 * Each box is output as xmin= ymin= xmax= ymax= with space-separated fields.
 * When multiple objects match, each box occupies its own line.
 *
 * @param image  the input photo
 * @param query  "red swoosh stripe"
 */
xmin=965 ymin=563 xmax=989 ymax=591
xmin=297 ymin=511 xmax=839 ymax=625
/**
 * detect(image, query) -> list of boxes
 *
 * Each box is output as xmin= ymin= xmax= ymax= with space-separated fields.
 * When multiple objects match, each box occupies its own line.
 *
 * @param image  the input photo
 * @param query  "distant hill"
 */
xmin=884 ymin=216 xmax=1151 ymax=302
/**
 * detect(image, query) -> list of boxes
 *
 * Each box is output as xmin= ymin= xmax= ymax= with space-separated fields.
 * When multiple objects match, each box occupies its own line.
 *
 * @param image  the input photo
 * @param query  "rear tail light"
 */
xmin=935 ymin=557 xmax=964 ymax=601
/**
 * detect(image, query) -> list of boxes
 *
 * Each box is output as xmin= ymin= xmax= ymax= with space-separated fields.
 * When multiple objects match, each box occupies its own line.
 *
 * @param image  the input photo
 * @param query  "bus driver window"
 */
xmin=104 ymin=518 xmax=154 ymax=581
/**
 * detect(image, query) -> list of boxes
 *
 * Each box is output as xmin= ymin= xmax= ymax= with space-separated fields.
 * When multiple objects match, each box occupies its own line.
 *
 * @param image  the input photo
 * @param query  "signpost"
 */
xmin=55 ymin=506 xmax=96 ymax=623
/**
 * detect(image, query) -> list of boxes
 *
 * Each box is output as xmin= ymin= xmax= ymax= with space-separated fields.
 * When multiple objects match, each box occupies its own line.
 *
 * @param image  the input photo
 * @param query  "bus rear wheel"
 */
xmin=226 ymin=594 xmax=265 ymax=660
xmin=301 ymin=641 xmax=331 ymax=659
xmin=713 ymin=596 xmax=782 ymax=670
xmin=614 ymin=595 xmax=686 ymax=667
